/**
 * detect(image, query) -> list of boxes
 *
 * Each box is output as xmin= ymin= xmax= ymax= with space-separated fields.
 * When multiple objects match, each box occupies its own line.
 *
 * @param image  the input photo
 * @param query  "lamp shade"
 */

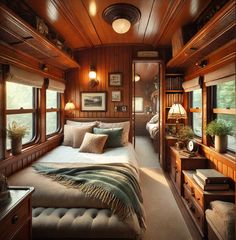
xmin=112 ymin=18 xmax=131 ymax=34
xmin=168 ymin=103 xmax=187 ymax=120
xmin=65 ymin=101 xmax=75 ymax=110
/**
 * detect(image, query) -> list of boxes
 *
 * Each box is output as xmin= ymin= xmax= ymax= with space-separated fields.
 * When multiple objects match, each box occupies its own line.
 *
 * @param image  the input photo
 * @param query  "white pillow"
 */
xmin=98 ymin=121 xmax=130 ymax=145
xmin=149 ymin=114 xmax=159 ymax=124
xmin=66 ymin=120 xmax=99 ymax=127
xmin=63 ymin=124 xmax=94 ymax=147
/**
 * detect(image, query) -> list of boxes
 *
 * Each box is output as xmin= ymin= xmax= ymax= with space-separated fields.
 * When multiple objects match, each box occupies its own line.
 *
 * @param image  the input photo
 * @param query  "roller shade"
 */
xmin=204 ymin=62 xmax=236 ymax=87
xmin=5 ymin=65 xmax=43 ymax=88
xmin=47 ymin=78 xmax=65 ymax=93
xmin=182 ymin=77 xmax=202 ymax=92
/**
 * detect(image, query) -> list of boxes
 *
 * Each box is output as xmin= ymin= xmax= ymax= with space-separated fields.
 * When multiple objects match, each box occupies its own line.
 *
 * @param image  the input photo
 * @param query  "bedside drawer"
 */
xmin=0 ymin=199 xmax=29 ymax=240
xmin=183 ymin=184 xmax=204 ymax=232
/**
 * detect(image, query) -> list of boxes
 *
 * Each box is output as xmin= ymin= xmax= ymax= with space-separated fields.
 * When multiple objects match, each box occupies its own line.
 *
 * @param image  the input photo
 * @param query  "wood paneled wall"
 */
xmin=65 ymin=45 xmax=158 ymax=119
xmin=183 ymin=39 xmax=236 ymax=187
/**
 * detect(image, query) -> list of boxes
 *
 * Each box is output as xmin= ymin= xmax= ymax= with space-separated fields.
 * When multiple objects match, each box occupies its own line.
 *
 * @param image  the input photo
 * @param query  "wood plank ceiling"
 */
xmin=25 ymin=0 xmax=211 ymax=50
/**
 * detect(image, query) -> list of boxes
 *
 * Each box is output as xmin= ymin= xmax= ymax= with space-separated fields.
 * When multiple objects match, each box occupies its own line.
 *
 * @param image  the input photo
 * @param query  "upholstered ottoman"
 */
xmin=32 ymin=207 xmax=142 ymax=240
xmin=205 ymin=201 xmax=235 ymax=240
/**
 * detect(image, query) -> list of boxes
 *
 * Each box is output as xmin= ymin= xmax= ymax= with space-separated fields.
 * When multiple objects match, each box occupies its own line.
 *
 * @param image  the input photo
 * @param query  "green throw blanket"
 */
xmin=33 ymin=164 xmax=146 ymax=229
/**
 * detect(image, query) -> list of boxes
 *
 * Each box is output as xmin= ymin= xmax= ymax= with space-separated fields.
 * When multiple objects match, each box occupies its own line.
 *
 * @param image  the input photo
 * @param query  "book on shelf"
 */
xmin=193 ymin=173 xmax=230 ymax=191
xmin=196 ymin=169 xmax=229 ymax=184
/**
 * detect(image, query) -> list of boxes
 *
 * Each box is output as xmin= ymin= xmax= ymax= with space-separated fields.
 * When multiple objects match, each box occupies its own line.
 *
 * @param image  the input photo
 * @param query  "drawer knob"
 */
xmin=11 ymin=214 xmax=18 ymax=224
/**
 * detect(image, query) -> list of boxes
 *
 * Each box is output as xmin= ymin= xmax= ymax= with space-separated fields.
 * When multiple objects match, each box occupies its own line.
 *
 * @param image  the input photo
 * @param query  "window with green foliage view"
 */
xmin=46 ymin=90 xmax=60 ymax=136
xmin=214 ymin=80 xmax=236 ymax=152
xmin=6 ymin=82 xmax=37 ymax=149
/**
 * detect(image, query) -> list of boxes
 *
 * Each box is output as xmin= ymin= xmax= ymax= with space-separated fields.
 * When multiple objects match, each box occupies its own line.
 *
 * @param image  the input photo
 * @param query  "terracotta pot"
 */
xmin=214 ymin=135 xmax=227 ymax=153
xmin=11 ymin=137 xmax=22 ymax=155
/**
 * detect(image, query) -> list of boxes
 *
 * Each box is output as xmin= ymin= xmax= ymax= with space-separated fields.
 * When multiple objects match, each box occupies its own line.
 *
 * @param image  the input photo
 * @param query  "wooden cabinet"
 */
xmin=0 ymin=186 xmax=34 ymax=240
xmin=0 ymin=4 xmax=80 ymax=70
xmin=182 ymin=170 xmax=235 ymax=237
xmin=169 ymin=146 xmax=207 ymax=195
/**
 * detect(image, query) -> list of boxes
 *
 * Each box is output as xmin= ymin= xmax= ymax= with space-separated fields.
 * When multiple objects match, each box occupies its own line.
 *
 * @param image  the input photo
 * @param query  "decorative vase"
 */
xmin=11 ymin=137 xmax=22 ymax=155
xmin=214 ymin=135 xmax=227 ymax=153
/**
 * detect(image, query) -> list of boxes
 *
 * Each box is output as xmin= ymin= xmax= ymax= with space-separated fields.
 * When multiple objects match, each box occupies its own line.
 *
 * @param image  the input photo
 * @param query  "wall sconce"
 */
xmin=65 ymin=101 xmax=75 ymax=117
xmin=134 ymin=74 xmax=140 ymax=82
xmin=89 ymin=65 xmax=99 ymax=87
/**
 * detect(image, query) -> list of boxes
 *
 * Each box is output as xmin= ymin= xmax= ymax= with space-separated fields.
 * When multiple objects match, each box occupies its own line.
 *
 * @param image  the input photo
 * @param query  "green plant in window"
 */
xmin=7 ymin=121 xmax=29 ymax=139
xmin=178 ymin=126 xmax=194 ymax=143
xmin=206 ymin=119 xmax=233 ymax=137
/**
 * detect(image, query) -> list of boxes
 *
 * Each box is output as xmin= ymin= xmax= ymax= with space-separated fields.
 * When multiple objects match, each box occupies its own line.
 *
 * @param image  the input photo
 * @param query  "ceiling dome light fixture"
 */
xmin=102 ymin=3 xmax=141 ymax=34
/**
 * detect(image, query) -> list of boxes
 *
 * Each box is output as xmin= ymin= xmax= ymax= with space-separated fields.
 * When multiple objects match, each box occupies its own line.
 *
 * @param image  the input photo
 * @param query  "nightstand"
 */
xmin=0 ymin=186 xmax=34 ymax=240
xmin=182 ymin=170 xmax=235 ymax=237
xmin=169 ymin=146 xmax=207 ymax=195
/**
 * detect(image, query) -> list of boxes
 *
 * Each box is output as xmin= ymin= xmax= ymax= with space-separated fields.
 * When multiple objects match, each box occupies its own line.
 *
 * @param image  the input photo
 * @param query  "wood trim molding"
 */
xmin=0 ymin=134 xmax=63 ymax=176
xmin=167 ymin=1 xmax=236 ymax=69
xmin=0 ymin=43 xmax=65 ymax=81
xmin=213 ymin=108 xmax=236 ymax=114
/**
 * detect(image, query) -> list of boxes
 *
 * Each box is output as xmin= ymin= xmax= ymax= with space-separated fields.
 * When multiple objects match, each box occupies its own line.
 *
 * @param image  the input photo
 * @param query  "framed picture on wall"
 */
xmin=109 ymin=72 xmax=122 ymax=86
xmin=81 ymin=92 xmax=107 ymax=112
xmin=111 ymin=91 xmax=121 ymax=102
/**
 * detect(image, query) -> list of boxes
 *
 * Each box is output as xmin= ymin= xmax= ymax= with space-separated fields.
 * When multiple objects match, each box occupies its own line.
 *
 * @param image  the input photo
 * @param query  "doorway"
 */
xmin=132 ymin=61 xmax=161 ymax=160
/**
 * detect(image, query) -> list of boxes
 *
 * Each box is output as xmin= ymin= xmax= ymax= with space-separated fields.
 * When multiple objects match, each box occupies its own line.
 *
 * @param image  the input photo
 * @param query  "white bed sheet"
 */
xmin=38 ymin=143 xmax=139 ymax=170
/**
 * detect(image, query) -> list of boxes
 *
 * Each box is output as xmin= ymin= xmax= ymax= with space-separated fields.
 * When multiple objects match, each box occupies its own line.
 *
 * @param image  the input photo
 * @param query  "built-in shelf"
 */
xmin=0 ymin=3 xmax=80 ymax=70
xmin=167 ymin=1 xmax=235 ymax=69
xmin=165 ymin=90 xmax=184 ymax=93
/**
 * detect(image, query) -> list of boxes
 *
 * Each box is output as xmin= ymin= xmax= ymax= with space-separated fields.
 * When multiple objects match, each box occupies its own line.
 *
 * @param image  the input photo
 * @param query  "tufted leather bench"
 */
xmin=32 ymin=207 xmax=141 ymax=240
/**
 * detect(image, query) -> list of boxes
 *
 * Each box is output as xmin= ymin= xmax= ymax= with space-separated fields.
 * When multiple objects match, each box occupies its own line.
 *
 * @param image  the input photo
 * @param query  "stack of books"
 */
xmin=193 ymin=169 xmax=229 ymax=191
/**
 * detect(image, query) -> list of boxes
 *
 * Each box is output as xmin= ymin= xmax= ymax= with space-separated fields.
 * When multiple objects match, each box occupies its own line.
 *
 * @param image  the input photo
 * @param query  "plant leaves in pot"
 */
xmin=206 ymin=119 xmax=233 ymax=153
xmin=7 ymin=121 xmax=29 ymax=155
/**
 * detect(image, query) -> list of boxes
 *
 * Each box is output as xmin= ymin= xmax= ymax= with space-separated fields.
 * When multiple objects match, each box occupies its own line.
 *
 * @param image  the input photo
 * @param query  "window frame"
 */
xmin=209 ymin=82 xmax=236 ymax=153
xmin=46 ymin=90 xmax=61 ymax=138
xmin=188 ymin=89 xmax=203 ymax=139
xmin=6 ymin=83 xmax=39 ymax=149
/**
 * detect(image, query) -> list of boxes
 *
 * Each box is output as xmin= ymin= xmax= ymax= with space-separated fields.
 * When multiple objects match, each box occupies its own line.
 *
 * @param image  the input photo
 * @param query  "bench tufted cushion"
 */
xmin=32 ymin=207 xmax=141 ymax=240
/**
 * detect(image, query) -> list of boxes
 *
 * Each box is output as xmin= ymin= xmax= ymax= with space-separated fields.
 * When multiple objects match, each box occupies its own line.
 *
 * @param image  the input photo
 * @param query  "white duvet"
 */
xmin=39 ymin=143 xmax=139 ymax=170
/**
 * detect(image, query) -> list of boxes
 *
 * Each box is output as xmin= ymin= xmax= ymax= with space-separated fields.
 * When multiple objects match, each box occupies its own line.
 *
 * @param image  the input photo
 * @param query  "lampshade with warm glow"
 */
xmin=112 ymin=18 xmax=131 ymax=34
xmin=134 ymin=74 xmax=141 ymax=82
xmin=168 ymin=103 xmax=187 ymax=122
xmin=65 ymin=101 xmax=75 ymax=110
xmin=89 ymin=66 xmax=96 ymax=79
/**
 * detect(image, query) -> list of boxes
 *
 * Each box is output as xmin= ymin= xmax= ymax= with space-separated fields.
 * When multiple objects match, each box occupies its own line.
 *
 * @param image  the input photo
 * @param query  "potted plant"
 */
xmin=7 ymin=121 xmax=28 ymax=155
xmin=176 ymin=126 xmax=194 ymax=149
xmin=206 ymin=119 xmax=233 ymax=153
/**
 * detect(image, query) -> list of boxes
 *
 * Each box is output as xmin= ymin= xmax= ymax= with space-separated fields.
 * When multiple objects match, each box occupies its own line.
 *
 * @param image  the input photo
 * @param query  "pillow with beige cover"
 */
xmin=79 ymin=133 xmax=108 ymax=154
xmin=98 ymin=121 xmax=130 ymax=145
xmin=63 ymin=125 xmax=93 ymax=147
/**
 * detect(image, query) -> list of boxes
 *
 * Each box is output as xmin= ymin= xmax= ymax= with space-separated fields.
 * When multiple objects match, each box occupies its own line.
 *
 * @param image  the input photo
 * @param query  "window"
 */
xmin=213 ymin=80 xmax=236 ymax=152
xmin=46 ymin=90 xmax=60 ymax=136
xmin=6 ymin=82 xmax=37 ymax=149
xmin=189 ymin=89 xmax=202 ymax=137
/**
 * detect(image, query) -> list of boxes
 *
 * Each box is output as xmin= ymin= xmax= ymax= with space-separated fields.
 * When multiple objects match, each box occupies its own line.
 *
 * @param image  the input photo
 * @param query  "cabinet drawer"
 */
xmin=0 ymin=199 xmax=29 ymax=240
xmin=183 ymin=185 xmax=204 ymax=232
xmin=184 ymin=174 xmax=204 ymax=209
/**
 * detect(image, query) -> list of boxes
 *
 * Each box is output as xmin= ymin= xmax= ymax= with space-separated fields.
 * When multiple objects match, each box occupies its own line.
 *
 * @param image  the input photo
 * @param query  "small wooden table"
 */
xmin=0 ymin=186 xmax=34 ymax=240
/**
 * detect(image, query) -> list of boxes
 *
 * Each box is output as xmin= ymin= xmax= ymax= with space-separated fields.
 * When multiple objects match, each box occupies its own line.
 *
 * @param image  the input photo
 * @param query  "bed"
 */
xmin=8 ymin=121 xmax=145 ymax=240
xmin=146 ymin=114 xmax=160 ymax=153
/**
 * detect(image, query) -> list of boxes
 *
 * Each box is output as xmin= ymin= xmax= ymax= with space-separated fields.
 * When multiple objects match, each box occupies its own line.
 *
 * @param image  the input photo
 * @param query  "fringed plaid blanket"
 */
xmin=33 ymin=164 xmax=146 ymax=229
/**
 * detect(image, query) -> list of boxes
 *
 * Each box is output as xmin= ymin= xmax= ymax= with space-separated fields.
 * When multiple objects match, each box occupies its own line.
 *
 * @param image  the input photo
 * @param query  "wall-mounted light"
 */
xmin=65 ymin=101 xmax=75 ymax=117
xmin=195 ymin=59 xmax=208 ymax=68
xmin=40 ymin=64 xmax=48 ymax=72
xmin=134 ymin=74 xmax=141 ymax=82
xmin=89 ymin=65 xmax=99 ymax=87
